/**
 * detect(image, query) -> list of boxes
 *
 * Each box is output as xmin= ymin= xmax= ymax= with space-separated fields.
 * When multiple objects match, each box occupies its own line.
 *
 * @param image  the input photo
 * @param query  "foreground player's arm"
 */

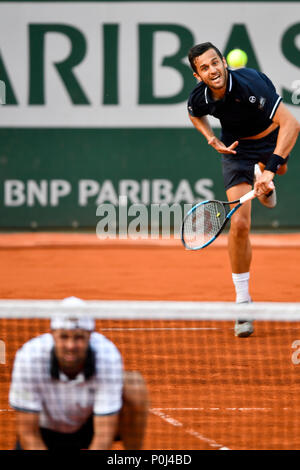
xmin=90 ymin=342 xmax=123 ymax=450
xmin=16 ymin=411 xmax=47 ymax=450
xmin=88 ymin=413 xmax=119 ymax=450
xmin=255 ymin=102 xmax=300 ymax=195
xmin=189 ymin=114 xmax=239 ymax=154
xmin=9 ymin=347 xmax=46 ymax=449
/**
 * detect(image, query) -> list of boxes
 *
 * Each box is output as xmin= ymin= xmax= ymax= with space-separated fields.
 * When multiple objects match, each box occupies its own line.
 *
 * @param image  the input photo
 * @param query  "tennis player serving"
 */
xmin=187 ymin=42 xmax=300 ymax=337
xmin=9 ymin=297 xmax=149 ymax=450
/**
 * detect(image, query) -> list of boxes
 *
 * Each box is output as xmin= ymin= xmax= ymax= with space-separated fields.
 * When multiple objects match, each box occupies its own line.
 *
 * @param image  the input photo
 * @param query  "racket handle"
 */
xmin=240 ymin=181 xmax=275 ymax=204
xmin=240 ymin=190 xmax=256 ymax=203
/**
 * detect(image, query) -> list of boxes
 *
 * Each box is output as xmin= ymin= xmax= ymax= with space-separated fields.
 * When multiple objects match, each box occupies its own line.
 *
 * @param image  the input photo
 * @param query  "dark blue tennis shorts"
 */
xmin=15 ymin=415 xmax=94 ymax=450
xmin=221 ymin=127 xmax=289 ymax=191
xmin=14 ymin=415 xmax=121 ymax=450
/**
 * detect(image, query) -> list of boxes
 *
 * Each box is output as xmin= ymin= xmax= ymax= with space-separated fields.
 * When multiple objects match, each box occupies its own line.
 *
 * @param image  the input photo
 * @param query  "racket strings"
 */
xmin=183 ymin=201 xmax=226 ymax=249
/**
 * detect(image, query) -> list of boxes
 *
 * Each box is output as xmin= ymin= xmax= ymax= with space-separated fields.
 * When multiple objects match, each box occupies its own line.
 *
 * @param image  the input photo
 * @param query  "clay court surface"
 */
xmin=1 ymin=232 xmax=300 ymax=450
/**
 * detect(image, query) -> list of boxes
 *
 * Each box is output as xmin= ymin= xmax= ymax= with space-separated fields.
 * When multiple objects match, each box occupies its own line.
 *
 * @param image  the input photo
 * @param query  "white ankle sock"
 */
xmin=232 ymin=272 xmax=251 ymax=303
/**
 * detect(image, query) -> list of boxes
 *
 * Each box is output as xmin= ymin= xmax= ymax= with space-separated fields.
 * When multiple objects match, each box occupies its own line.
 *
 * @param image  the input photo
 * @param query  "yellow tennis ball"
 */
xmin=226 ymin=49 xmax=248 ymax=69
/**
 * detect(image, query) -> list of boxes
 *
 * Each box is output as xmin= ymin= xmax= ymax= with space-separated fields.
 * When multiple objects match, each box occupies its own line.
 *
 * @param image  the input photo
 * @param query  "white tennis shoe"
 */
xmin=234 ymin=299 xmax=254 ymax=338
xmin=254 ymin=164 xmax=277 ymax=209
xmin=234 ymin=320 xmax=254 ymax=338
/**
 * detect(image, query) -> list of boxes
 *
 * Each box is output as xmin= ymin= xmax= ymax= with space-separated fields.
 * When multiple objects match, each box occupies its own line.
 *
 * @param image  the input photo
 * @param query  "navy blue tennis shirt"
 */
xmin=187 ymin=68 xmax=282 ymax=141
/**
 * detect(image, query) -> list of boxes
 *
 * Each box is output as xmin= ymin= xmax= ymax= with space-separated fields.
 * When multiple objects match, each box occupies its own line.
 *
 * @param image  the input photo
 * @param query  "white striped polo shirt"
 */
xmin=9 ymin=332 xmax=123 ymax=433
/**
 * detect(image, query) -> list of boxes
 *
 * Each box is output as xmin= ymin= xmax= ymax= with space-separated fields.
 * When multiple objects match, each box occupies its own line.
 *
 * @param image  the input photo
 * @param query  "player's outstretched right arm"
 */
xmin=189 ymin=114 xmax=239 ymax=154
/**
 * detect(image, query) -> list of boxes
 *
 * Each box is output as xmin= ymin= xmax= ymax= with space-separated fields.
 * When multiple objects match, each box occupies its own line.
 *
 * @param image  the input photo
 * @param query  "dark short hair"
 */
xmin=188 ymin=42 xmax=223 ymax=73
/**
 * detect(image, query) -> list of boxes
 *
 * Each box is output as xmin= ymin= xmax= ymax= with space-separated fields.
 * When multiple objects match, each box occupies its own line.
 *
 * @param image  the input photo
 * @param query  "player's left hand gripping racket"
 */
xmin=181 ymin=183 xmax=274 ymax=250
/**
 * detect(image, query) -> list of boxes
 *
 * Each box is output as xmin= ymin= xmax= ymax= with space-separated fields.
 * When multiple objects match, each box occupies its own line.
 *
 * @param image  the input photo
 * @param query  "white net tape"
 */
xmin=0 ymin=300 xmax=299 ymax=322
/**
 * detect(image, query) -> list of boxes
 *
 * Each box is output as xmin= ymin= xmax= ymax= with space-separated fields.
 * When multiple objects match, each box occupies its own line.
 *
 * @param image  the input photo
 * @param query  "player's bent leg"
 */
xmin=226 ymin=183 xmax=252 ymax=276
xmin=118 ymin=371 xmax=149 ymax=450
xmin=276 ymin=164 xmax=288 ymax=175
xmin=226 ymin=184 xmax=254 ymax=338
xmin=259 ymin=160 xmax=288 ymax=176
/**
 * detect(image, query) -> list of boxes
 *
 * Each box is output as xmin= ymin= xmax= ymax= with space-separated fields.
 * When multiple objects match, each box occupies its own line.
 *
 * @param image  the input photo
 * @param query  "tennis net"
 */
xmin=1 ymin=300 xmax=300 ymax=450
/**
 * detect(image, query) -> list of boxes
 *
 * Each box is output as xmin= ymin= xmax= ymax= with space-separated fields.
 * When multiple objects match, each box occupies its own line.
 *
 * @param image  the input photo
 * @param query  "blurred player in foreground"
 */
xmin=9 ymin=297 xmax=149 ymax=450
xmin=187 ymin=42 xmax=300 ymax=337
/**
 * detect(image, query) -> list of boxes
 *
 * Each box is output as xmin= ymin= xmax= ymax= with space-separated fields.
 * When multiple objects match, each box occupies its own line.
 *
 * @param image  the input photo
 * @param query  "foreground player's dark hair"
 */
xmin=188 ymin=42 xmax=223 ymax=73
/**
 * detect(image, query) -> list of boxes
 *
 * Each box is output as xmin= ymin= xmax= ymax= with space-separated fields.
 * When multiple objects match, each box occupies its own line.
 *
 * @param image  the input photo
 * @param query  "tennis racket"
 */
xmin=181 ymin=183 xmax=274 ymax=250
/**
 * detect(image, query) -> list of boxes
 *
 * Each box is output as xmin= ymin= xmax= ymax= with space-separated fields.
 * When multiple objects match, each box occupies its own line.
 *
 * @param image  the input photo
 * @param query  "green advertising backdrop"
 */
xmin=0 ymin=128 xmax=299 ymax=229
xmin=0 ymin=1 xmax=299 ymax=230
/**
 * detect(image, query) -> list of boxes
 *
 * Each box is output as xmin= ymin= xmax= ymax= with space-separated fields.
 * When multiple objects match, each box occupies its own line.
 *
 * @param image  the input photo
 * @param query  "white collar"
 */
xmin=58 ymin=371 xmax=85 ymax=383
